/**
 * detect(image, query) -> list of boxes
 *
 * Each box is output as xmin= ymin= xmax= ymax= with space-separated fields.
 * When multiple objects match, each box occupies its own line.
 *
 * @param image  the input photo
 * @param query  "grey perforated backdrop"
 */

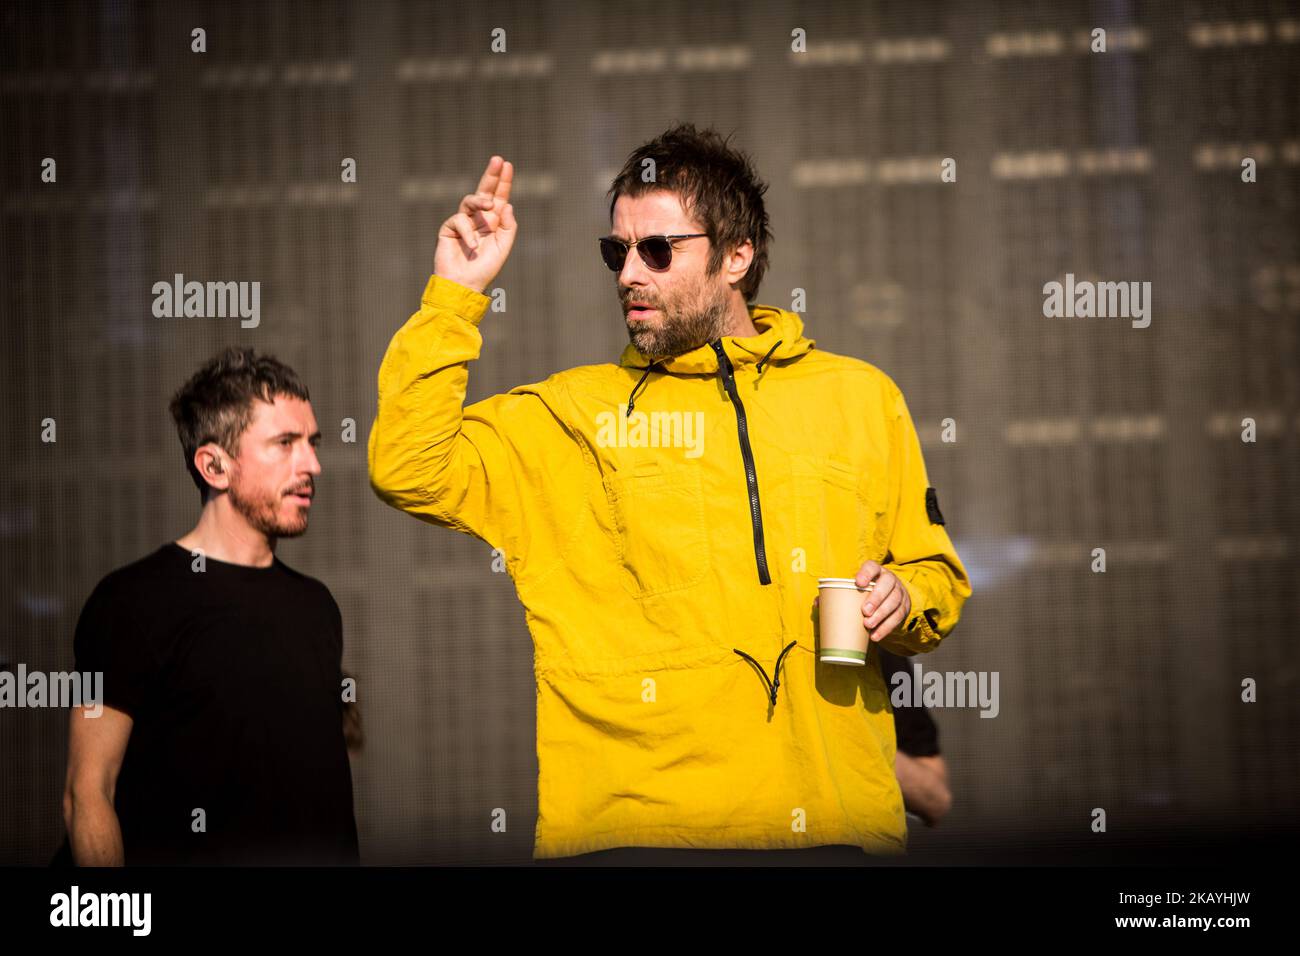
xmin=2 ymin=0 xmax=1297 ymax=864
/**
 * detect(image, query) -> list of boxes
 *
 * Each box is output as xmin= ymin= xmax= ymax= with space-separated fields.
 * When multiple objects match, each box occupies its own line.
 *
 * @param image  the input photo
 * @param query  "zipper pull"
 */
xmin=710 ymin=341 xmax=734 ymax=386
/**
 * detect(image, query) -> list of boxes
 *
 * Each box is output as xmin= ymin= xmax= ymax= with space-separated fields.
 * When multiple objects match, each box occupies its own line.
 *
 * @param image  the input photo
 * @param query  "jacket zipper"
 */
xmin=710 ymin=341 xmax=771 ymax=586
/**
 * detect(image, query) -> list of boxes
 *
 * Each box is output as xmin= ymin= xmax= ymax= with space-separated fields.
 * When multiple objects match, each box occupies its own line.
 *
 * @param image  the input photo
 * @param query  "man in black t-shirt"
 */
xmin=62 ymin=347 xmax=359 ymax=866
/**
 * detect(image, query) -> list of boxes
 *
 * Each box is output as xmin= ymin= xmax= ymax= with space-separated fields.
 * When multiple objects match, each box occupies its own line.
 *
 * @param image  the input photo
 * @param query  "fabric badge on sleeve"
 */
xmin=925 ymin=487 xmax=945 ymax=525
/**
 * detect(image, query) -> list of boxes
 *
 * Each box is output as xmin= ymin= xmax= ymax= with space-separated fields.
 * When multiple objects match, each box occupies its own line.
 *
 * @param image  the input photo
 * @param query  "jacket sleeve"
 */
xmin=877 ymin=379 xmax=972 ymax=656
xmin=366 ymin=274 xmax=583 ymax=579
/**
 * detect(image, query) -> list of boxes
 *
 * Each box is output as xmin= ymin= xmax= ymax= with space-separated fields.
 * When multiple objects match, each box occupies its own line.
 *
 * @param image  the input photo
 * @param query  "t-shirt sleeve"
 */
xmin=321 ymin=586 xmax=347 ymax=719
xmin=72 ymin=576 xmax=158 ymax=718
xmin=321 ymin=584 xmax=344 ymax=663
xmin=879 ymin=650 xmax=941 ymax=758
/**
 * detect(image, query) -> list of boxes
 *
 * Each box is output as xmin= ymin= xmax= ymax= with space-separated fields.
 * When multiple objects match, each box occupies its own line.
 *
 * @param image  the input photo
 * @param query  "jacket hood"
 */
xmin=617 ymin=303 xmax=815 ymax=375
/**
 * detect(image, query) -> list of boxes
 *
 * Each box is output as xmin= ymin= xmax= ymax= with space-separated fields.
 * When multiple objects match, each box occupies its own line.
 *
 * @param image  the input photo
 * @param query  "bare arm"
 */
xmin=63 ymin=704 xmax=133 ymax=866
xmin=895 ymin=753 xmax=952 ymax=827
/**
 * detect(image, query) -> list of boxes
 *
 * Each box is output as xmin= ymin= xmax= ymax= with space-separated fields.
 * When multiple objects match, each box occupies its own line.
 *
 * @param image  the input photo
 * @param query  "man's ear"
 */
xmin=726 ymin=238 xmax=754 ymax=289
xmin=194 ymin=444 xmax=231 ymax=494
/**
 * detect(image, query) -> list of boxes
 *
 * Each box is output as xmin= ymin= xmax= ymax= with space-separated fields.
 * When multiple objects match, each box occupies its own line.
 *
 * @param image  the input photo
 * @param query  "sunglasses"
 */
xmin=598 ymin=233 xmax=707 ymax=273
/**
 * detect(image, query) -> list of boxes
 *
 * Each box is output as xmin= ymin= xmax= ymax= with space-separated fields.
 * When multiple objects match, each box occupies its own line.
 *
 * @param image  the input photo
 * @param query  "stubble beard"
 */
xmin=626 ymin=280 xmax=732 ymax=360
xmin=228 ymin=477 xmax=309 ymax=540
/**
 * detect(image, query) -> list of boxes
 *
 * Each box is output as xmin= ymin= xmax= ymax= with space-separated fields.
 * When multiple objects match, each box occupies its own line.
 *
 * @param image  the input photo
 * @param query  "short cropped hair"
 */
xmin=169 ymin=347 xmax=310 ymax=500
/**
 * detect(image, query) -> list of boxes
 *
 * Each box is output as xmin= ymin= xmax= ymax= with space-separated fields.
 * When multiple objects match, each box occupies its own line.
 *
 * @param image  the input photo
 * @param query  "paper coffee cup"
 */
xmin=817 ymin=577 xmax=872 ymax=666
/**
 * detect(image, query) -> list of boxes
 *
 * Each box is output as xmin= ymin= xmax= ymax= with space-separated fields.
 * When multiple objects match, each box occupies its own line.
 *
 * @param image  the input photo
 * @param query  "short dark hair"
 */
xmin=169 ymin=347 xmax=310 ymax=499
xmin=606 ymin=122 xmax=772 ymax=303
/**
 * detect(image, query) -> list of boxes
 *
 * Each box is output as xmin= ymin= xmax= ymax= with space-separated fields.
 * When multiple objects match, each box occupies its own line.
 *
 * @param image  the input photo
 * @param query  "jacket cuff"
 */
xmin=887 ymin=568 xmax=943 ymax=652
xmin=420 ymin=274 xmax=492 ymax=323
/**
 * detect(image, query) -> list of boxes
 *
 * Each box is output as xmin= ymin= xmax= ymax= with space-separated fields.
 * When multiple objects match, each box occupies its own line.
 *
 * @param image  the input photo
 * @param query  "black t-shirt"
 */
xmin=878 ymin=650 xmax=941 ymax=758
xmin=72 ymin=542 xmax=359 ymax=865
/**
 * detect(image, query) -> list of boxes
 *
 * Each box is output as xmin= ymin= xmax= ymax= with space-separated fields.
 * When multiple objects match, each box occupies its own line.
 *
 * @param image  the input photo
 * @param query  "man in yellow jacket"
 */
xmin=368 ymin=124 xmax=972 ymax=860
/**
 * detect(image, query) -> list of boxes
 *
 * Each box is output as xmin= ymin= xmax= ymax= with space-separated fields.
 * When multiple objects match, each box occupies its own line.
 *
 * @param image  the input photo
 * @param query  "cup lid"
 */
xmin=817 ymin=577 xmax=863 ymax=590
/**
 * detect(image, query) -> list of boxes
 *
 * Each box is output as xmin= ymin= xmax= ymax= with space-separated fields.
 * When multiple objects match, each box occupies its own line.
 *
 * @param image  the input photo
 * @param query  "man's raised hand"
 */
xmin=435 ymin=155 xmax=516 ymax=294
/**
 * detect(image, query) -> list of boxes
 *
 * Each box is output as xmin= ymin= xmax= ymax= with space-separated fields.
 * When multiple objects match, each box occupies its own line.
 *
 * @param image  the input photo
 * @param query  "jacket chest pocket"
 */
xmin=792 ymin=454 xmax=886 ymax=580
xmin=604 ymin=462 xmax=711 ymax=597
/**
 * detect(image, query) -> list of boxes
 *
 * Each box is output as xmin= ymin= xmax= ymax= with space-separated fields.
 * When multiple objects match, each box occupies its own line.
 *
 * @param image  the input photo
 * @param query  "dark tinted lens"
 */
xmin=639 ymin=237 xmax=673 ymax=270
xmin=599 ymin=238 xmax=627 ymax=272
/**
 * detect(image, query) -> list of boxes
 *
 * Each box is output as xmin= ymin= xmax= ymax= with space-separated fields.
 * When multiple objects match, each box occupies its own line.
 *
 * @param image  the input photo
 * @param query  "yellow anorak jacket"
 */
xmin=368 ymin=274 xmax=972 ymax=858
